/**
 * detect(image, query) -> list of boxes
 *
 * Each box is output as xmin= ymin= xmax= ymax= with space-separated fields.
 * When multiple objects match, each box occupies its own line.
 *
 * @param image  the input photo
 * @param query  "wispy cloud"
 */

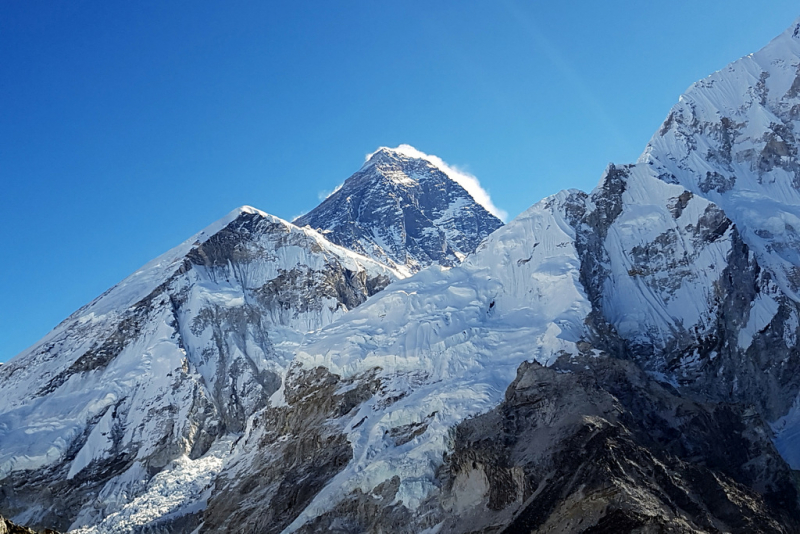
xmin=317 ymin=183 xmax=343 ymax=201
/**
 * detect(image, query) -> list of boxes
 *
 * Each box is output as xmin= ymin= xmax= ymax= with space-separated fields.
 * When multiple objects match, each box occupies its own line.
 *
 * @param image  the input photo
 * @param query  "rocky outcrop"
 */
xmin=240 ymin=354 xmax=800 ymax=533
xmin=439 ymin=355 xmax=800 ymax=533
xmin=202 ymin=366 xmax=381 ymax=533
xmin=0 ymin=514 xmax=59 ymax=534
xmin=295 ymin=146 xmax=503 ymax=273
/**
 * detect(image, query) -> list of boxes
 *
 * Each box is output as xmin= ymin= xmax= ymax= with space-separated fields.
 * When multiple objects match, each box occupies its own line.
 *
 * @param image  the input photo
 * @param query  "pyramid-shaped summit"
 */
xmin=294 ymin=145 xmax=504 ymax=273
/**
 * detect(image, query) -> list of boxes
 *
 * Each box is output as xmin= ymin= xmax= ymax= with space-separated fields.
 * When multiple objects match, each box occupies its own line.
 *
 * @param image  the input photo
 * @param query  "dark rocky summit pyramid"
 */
xmin=295 ymin=145 xmax=504 ymax=273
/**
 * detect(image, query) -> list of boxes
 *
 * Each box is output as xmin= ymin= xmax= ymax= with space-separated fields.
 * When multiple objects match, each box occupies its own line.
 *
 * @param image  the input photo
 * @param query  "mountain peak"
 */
xmin=642 ymin=12 xmax=800 ymax=301
xmin=360 ymin=145 xmax=507 ymax=221
xmin=295 ymin=145 xmax=504 ymax=272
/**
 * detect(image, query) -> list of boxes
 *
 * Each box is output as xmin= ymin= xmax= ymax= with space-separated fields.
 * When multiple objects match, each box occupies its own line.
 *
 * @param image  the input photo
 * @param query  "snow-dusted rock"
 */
xmin=640 ymin=16 xmax=800 ymax=463
xmin=0 ymin=207 xmax=397 ymax=532
xmin=294 ymin=146 xmax=504 ymax=274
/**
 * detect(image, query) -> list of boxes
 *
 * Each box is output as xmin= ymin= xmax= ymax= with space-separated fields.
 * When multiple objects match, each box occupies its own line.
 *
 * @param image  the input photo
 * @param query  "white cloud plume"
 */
xmin=317 ymin=183 xmax=343 ymax=201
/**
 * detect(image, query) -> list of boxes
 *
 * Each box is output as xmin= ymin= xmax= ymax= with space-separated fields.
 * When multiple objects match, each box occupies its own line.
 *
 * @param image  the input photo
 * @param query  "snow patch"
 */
xmin=738 ymin=293 xmax=780 ymax=350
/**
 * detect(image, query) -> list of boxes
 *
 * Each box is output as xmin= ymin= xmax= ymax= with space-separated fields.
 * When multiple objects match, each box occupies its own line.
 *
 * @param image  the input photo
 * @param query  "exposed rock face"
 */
xmin=566 ymin=162 xmax=800 ymax=428
xmin=202 ymin=366 xmax=381 ymax=533
xmin=439 ymin=356 xmax=800 ymax=533
xmin=295 ymin=146 xmax=504 ymax=273
xmin=0 ymin=514 xmax=59 ymax=534
xmin=645 ymin=23 xmax=800 ymax=298
xmin=268 ymin=355 xmax=800 ymax=533
xmin=0 ymin=208 xmax=397 ymax=532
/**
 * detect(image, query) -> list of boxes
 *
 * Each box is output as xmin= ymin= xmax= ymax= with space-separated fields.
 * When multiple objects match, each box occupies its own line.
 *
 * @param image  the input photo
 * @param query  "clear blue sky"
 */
xmin=2 ymin=2 xmax=798 ymax=361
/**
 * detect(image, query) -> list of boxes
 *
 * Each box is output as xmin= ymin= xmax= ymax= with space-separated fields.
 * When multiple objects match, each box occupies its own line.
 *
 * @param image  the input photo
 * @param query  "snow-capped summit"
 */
xmin=638 ymin=15 xmax=800 ymax=469
xmin=294 ymin=145 xmax=504 ymax=273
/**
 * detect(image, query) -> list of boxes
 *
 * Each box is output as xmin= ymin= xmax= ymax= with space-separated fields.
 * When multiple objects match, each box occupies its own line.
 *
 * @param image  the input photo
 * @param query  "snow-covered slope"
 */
xmin=203 ymin=153 xmax=800 ymax=531
xmin=640 ymin=16 xmax=800 ymax=465
xmin=202 ymin=18 xmax=800 ymax=533
xmin=204 ymin=190 xmax=594 ymax=532
xmin=644 ymin=18 xmax=800 ymax=299
xmin=294 ymin=146 xmax=504 ymax=274
xmin=0 ymin=207 xmax=398 ymax=532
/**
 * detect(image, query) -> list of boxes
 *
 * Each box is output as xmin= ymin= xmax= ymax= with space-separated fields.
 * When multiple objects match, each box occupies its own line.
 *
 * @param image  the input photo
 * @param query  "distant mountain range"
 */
xmin=3 ymin=16 xmax=800 ymax=534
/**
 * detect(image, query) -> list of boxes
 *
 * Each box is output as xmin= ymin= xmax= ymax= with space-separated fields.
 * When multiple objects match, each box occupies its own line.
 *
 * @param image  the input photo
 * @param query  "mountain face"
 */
xmin=203 ymin=189 xmax=593 ymax=533
xmin=4 ymin=17 xmax=800 ymax=534
xmin=203 ymin=167 xmax=800 ymax=532
xmin=198 ymin=18 xmax=800 ymax=533
xmin=641 ymin=19 xmax=800 ymax=466
xmin=0 ymin=207 xmax=398 ymax=532
xmin=294 ymin=146 xmax=504 ymax=274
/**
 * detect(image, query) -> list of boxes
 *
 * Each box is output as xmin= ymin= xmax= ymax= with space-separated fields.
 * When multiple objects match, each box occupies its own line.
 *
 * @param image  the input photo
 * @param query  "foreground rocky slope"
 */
xmin=0 ymin=514 xmax=59 ymax=534
xmin=289 ymin=355 xmax=800 ymax=533
xmin=440 ymin=356 xmax=799 ymax=534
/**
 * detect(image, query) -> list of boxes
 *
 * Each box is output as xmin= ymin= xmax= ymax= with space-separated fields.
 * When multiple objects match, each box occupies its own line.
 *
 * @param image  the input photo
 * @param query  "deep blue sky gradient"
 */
xmin=2 ymin=2 xmax=798 ymax=360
